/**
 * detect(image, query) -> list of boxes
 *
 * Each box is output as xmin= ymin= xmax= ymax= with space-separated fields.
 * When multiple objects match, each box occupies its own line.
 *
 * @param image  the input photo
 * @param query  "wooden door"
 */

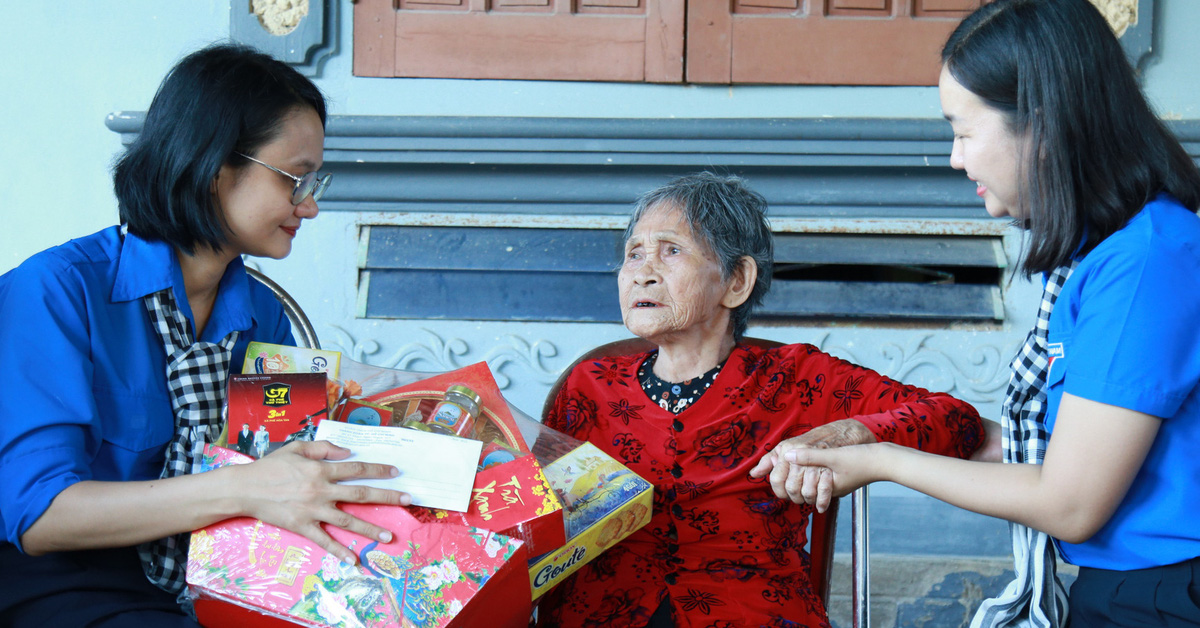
xmin=686 ymin=0 xmax=984 ymax=85
xmin=354 ymin=0 xmax=685 ymax=82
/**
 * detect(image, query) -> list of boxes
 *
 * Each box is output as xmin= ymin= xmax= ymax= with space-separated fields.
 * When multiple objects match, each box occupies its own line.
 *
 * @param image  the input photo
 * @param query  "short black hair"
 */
xmin=943 ymin=0 xmax=1200 ymax=275
xmin=113 ymin=44 xmax=327 ymax=255
xmin=626 ymin=172 xmax=773 ymax=340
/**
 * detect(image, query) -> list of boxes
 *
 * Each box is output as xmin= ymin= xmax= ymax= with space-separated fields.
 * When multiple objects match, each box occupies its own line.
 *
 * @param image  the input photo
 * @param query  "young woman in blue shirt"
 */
xmin=757 ymin=0 xmax=1200 ymax=625
xmin=0 ymin=45 xmax=411 ymax=626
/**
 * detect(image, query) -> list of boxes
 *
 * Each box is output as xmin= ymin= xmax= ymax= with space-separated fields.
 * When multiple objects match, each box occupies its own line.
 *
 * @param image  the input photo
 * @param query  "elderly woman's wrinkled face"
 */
xmin=619 ymin=203 xmax=734 ymax=344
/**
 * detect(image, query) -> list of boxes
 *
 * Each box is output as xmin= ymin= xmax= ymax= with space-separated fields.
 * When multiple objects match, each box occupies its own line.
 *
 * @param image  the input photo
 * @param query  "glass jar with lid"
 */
xmin=425 ymin=384 xmax=483 ymax=437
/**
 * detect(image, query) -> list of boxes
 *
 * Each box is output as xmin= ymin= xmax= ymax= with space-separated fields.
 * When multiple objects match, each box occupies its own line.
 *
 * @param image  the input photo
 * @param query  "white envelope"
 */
xmin=314 ymin=419 xmax=482 ymax=512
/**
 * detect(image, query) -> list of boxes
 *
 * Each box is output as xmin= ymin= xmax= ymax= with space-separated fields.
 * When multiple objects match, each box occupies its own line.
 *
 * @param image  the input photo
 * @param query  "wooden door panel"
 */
xmin=491 ymin=0 xmax=553 ymax=11
xmin=686 ymin=0 xmax=735 ymax=83
xmin=398 ymin=0 xmax=468 ymax=8
xmin=687 ymin=0 xmax=984 ymax=85
xmin=358 ymin=0 xmax=980 ymax=84
xmin=919 ymin=0 xmax=983 ymax=12
xmin=738 ymin=0 xmax=803 ymax=10
xmin=831 ymin=0 xmax=891 ymax=13
xmin=354 ymin=0 xmax=684 ymax=82
xmin=581 ymin=0 xmax=644 ymax=9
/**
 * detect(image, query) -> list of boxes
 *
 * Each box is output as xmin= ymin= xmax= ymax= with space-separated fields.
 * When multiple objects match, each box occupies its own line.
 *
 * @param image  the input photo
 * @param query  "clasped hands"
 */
xmin=750 ymin=418 xmax=1002 ymax=512
xmin=748 ymin=418 xmax=876 ymax=513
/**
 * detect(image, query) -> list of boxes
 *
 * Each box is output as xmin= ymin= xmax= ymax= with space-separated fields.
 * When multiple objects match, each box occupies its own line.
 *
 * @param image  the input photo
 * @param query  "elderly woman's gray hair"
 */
xmin=625 ymin=172 xmax=773 ymax=339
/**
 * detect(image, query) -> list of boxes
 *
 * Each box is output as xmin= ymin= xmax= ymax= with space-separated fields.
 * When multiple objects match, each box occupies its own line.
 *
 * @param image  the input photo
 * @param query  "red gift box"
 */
xmin=187 ymin=445 xmax=532 ymax=628
xmin=427 ymin=450 xmax=564 ymax=561
xmin=322 ymin=360 xmax=652 ymax=601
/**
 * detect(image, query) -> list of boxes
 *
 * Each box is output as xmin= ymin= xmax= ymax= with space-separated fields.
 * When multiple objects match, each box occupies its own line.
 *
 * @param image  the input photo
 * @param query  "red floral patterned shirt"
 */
xmin=537 ymin=343 xmax=983 ymax=628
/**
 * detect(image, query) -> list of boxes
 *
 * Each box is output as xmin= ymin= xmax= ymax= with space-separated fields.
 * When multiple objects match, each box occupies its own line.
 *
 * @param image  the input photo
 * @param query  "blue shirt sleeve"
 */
xmin=0 ymin=237 xmax=299 ymax=552
xmin=0 ymin=253 xmax=103 ymax=550
xmin=1062 ymin=219 xmax=1200 ymax=418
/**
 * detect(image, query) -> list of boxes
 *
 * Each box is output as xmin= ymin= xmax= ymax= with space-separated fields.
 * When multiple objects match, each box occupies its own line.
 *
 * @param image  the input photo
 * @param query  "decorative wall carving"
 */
xmin=251 ymin=0 xmax=310 ymax=36
xmin=321 ymin=324 xmax=1018 ymax=419
xmin=817 ymin=333 xmax=1017 ymax=405
xmin=482 ymin=336 xmax=563 ymax=388
xmin=230 ymin=0 xmax=336 ymax=77
xmin=325 ymin=326 xmax=564 ymax=389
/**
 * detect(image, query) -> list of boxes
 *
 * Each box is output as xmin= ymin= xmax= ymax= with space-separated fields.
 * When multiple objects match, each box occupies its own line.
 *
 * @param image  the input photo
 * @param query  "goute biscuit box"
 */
xmin=243 ymin=341 xmax=341 ymax=377
xmin=187 ymin=445 xmax=533 ymax=628
xmin=527 ymin=441 xmax=654 ymax=599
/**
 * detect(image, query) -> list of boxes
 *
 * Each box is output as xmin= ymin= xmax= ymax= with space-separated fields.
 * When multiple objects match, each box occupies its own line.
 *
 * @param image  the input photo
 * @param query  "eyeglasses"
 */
xmin=236 ymin=152 xmax=332 ymax=206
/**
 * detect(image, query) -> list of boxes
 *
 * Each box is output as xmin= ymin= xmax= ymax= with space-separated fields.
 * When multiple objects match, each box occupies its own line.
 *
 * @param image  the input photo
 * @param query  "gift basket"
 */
xmin=188 ymin=343 xmax=653 ymax=627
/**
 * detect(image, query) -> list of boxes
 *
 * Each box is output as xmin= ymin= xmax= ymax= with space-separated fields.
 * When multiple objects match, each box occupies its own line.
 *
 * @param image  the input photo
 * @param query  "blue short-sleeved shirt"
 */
xmin=1045 ymin=194 xmax=1200 ymax=570
xmin=0 ymin=227 xmax=293 ymax=551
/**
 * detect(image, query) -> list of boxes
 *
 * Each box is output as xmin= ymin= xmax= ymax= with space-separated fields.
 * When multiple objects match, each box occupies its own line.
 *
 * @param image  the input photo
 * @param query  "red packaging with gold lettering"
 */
xmin=226 ymin=373 xmax=327 ymax=459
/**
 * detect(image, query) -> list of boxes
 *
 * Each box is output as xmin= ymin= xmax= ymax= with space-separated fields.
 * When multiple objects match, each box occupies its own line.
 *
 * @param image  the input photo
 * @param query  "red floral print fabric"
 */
xmin=537 ymin=343 xmax=983 ymax=628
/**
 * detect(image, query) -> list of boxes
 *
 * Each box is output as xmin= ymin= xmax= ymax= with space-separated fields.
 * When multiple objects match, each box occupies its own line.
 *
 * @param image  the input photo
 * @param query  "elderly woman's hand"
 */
xmin=780 ymin=442 xmax=890 ymax=505
xmin=970 ymin=418 xmax=1004 ymax=462
xmin=231 ymin=440 xmax=413 ymax=565
xmin=749 ymin=419 xmax=876 ymax=512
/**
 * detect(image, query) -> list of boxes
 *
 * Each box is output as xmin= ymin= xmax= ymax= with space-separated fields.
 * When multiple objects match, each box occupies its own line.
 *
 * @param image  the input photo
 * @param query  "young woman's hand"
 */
xmin=780 ymin=442 xmax=893 ymax=508
xmin=231 ymin=440 xmax=413 ymax=564
xmin=749 ymin=419 xmax=876 ymax=512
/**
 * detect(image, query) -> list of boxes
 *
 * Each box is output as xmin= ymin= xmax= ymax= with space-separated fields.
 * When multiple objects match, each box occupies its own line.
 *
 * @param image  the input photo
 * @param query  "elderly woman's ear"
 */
xmin=720 ymin=255 xmax=758 ymax=310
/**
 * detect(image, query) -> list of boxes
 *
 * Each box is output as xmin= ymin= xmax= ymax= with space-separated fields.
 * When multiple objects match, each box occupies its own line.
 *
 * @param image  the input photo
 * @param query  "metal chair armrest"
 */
xmin=852 ymin=486 xmax=870 ymax=628
xmin=245 ymin=266 xmax=320 ymax=350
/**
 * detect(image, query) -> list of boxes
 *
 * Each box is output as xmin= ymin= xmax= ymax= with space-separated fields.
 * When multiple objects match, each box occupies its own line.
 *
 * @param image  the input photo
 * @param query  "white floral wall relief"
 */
xmin=326 ymin=326 xmax=470 ymax=372
xmin=320 ymin=323 xmax=1019 ymax=420
xmin=480 ymin=335 xmax=562 ymax=389
xmin=817 ymin=333 xmax=1018 ymax=407
xmin=325 ymin=326 xmax=565 ymax=383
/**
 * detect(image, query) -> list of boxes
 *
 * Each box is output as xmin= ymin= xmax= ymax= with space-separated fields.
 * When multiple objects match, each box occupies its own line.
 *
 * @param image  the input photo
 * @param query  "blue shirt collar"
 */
xmin=1044 ymin=192 xmax=1175 ymax=285
xmin=111 ymin=230 xmax=256 ymax=340
xmin=111 ymin=229 xmax=173 ymax=302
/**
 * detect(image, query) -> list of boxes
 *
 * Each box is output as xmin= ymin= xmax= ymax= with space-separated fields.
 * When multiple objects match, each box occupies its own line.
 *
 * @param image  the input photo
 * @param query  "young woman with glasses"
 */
xmin=0 ymin=44 xmax=410 ymax=626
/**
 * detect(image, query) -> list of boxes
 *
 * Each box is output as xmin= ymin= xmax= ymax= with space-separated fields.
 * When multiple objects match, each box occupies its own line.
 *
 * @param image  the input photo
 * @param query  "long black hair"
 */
xmin=943 ymin=0 xmax=1200 ymax=275
xmin=113 ymin=44 xmax=327 ymax=255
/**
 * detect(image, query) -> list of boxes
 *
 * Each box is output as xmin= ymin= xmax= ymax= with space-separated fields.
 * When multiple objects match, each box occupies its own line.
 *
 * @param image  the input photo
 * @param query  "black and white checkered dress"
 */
xmin=971 ymin=262 xmax=1076 ymax=628
xmin=137 ymin=287 xmax=239 ymax=595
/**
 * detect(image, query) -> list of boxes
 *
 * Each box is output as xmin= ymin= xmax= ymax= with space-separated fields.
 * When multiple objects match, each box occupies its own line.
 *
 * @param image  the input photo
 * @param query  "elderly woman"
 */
xmin=536 ymin=172 xmax=984 ymax=628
